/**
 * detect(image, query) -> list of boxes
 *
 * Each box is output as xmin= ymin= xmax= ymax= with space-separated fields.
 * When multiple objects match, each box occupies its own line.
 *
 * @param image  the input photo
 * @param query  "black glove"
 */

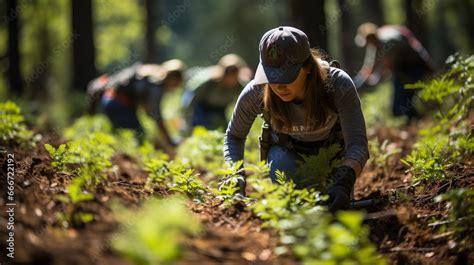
xmin=220 ymin=175 xmax=246 ymax=197
xmin=236 ymin=176 xmax=246 ymax=197
xmin=327 ymin=165 xmax=356 ymax=212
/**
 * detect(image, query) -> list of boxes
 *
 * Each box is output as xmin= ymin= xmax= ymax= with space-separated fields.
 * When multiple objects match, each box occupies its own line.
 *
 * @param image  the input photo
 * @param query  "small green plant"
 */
xmin=369 ymin=138 xmax=402 ymax=177
xmin=401 ymin=134 xmax=451 ymax=182
xmin=212 ymin=161 xmax=250 ymax=208
xmin=294 ymin=143 xmax=342 ymax=190
xmin=177 ymin=126 xmax=225 ymax=174
xmin=145 ymin=158 xmax=171 ymax=187
xmin=244 ymin=160 xmax=270 ymax=179
xmin=0 ymin=101 xmax=33 ymax=145
xmin=170 ymin=169 xmax=209 ymax=203
xmin=248 ymin=171 xmax=320 ymax=227
xmin=279 ymin=209 xmax=386 ymax=264
xmin=63 ymin=114 xmax=167 ymax=165
xmin=403 ymin=55 xmax=473 ymax=183
xmin=55 ymin=207 xmax=94 ymax=228
xmin=112 ymin=196 xmax=202 ymax=265
xmin=44 ymin=143 xmax=69 ymax=171
xmin=246 ymin=169 xmax=385 ymax=264
xmin=45 ymin=132 xmax=115 ymax=203
xmin=434 ymin=188 xmax=474 ymax=242
xmin=145 ymin=158 xmax=209 ymax=202
xmin=63 ymin=114 xmax=113 ymax=139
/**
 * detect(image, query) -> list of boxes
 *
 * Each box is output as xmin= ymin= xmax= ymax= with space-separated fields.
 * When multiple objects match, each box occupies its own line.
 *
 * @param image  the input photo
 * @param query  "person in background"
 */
xmin=183 ymin=54 xmax=251 ymax=132
xmin=88 ymin=59 xmax=186 ymax=154
xmin=353 ymin=22 xmax=434 ymax=119
xmin=223 ymin=26 xmax=369 ymax=212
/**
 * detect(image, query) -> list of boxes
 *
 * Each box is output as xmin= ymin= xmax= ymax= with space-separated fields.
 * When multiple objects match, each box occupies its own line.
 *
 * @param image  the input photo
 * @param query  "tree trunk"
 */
xmin=71 ymin=0 xmax=96 ymax=91
xmin=145 ymin=0 xmax=161 ymax=63
xmin=337 ymin=0 xmax=357 ymax=74
xmin=6 ymin=0 xmax=22 ymax=97
xmin=460 ymin=0 xmax=473 ymax=52
xmin=366 ymin=0 xmax=384 ymax=26
xmin=290 ymin=0 xmax=327 ymax=52
xmin=404 ymin=0 xmax=427 ymax=45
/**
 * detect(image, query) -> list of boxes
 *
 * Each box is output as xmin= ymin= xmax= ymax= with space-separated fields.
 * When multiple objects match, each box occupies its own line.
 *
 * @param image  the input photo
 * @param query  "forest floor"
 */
xmin=1 ymin=122 xmax=473 ymax=265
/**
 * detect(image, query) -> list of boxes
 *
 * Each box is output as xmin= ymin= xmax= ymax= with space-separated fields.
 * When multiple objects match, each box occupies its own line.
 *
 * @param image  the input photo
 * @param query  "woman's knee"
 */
xmin=267 ymin=145 xmax=297 ymax=182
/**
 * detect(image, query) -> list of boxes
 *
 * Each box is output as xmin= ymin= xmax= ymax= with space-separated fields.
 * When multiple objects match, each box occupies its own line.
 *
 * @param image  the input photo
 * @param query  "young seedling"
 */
xmin=0 ymin=101 xmax=33 ymax=146
xmin=112 ymin=196 xmax=202 ymax=265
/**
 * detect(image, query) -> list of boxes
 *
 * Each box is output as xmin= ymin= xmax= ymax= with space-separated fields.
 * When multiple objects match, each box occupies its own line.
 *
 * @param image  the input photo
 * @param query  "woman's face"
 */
xmin=269 ymin=68 xmax=308 ymax=103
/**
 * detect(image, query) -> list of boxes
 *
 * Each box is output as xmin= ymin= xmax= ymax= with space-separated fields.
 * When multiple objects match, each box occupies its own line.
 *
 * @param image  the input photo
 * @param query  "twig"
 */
xmin=428 ymin=220 xmax=452 ymax=227
xmin=431 ymin=231 xmax=454 ymax=240
xmin=365 ymin=209 xmax=397 ymax=220
xmin=388 ymin=247 xmax=436 ymax=252
xmin=221 ymin=216 xmax=238 ymax=228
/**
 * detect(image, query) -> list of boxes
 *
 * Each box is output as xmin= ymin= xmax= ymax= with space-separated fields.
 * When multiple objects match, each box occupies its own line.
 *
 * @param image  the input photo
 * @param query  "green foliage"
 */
xmin=55 ymin=210 xmax=94 ymax=228
xmin=63 ymin=114 xmax=166 ymax=164
xmin=212 ymin=161 xmax=250 ymax=208
xmin=401 ymin=134 xmax=452 ymax=182
xmin=170 ymin=169 xmax=209 ymax=203
xmin=213 ymin=175 xmax=245 ymax=208
xmin=247 ymin=171 xmax=385 ymax=264
xmin=45 ymin=132 xmax=115 ymax=203
xmin=369 ymin=138 xmax=402 ymax=177
xmin=94 ymin=0 xmax=144 ymax=71
xmin=245 ymin=160 xmax=270 ymax=180
xmin=63 ymin=132 xmax=115 ymax=185
xmin=248 ymin=172 xmax=320 ymax=227
xmin=66 ymin=177 xmax=95 ymax=204
xmin=145 ymin=158 xmax=171 ymax=186
xmin=63 ymin=114 xmax=113 ymax=139
xmin=279 ymin=209 xmax=386 ymax=264
xmin=44 ymin=143 xmax=68 ymax=171
xmin=112 ymin=196 xmax=202 ymax=265
xmin=145 ymin=159 xmax=190 ymax=188
xmin=0 ymin=101 xmax=33 ymax=145
xmin=434 ymin=188 xmax=474 ymax=241
xmin=294 ymin=143 xmax=342 ymax=191
xmin=145 ymin=157 xmax=210 ymax=202
xmin=177 ymin=126 xmax=225 ymax=174
xmin=403 ymin=55 xmax=473 ymax=183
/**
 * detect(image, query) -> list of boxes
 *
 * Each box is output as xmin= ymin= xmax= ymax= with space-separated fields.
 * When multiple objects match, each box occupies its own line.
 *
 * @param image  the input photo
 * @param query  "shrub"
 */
xmin=0 ymin=101 xmax=33 ymax=146
xmin=112 ymin=196 xmax=202 ymax=265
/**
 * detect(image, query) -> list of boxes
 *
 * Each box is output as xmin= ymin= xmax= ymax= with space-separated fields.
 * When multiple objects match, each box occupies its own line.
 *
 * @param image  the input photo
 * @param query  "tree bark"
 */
xmin=337 ymin=0 xmax=357 ymax=73
xmin=365 ymin=0 xmax=384 ymax=26
xmin=6 ymin=0 xmax=22 ymax=97
xmin=71 ymin=0 xmax=96 ymax=91
xmin=290 ymin=0 xmax=327 ymax=52
xmin=404 ymin=0 xmax=427 ymax=45
xmin=145 ymin=0 xmax=161 ymax=63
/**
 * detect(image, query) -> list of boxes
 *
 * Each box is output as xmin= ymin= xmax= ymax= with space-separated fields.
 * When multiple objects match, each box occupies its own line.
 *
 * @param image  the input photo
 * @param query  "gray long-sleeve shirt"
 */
xmin=223 ymin=67 xmax=369 ymax=168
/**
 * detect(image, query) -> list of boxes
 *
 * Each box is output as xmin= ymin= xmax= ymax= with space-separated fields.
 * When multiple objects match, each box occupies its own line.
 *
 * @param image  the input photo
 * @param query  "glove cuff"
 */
xmin=331 ymin=165 xmax=356 ymax=193
xmin=338 ymin=165 xmax=356 ymax=184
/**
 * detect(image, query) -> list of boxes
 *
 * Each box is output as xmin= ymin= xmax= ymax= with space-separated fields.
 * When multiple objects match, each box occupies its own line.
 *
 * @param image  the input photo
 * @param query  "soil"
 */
xmin=0 ymin=123 xmax=472 ymax=265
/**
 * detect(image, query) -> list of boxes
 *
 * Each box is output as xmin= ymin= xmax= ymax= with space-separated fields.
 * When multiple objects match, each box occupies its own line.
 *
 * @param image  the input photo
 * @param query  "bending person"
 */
xmin=224 ymin=26 xmax=369 ymax=212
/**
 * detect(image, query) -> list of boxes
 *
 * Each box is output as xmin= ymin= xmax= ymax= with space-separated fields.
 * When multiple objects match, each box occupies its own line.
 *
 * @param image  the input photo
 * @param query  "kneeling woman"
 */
xmin=223 ymin=26 xmax=369 ymax=212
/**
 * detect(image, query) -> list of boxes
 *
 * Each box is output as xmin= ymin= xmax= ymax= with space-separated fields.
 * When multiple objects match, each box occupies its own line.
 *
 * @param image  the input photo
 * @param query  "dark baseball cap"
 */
xmin=254 ymin=26 xmax=311 ymax=85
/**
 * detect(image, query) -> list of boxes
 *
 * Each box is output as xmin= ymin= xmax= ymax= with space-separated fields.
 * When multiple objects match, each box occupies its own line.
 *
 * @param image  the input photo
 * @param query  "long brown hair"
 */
xmin=262 ymin=49 xmax=335 ymax=132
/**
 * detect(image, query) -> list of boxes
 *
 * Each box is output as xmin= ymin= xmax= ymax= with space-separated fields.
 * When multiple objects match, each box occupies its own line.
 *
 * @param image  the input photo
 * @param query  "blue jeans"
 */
xmin=267 ymin=145 xmax=298 ymax=182
xmin=267 ymin=129 xmax=345 ymax=188
xmin=100 ymin=96 xmax=144 ymax=136
xmin=392 ymin=66 xmax=426 ymax=119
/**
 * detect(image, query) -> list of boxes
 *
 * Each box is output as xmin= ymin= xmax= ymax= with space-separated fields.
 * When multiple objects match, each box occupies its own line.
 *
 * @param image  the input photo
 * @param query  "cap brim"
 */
xmin=254 ymin=62 xmax=302 ymax=85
